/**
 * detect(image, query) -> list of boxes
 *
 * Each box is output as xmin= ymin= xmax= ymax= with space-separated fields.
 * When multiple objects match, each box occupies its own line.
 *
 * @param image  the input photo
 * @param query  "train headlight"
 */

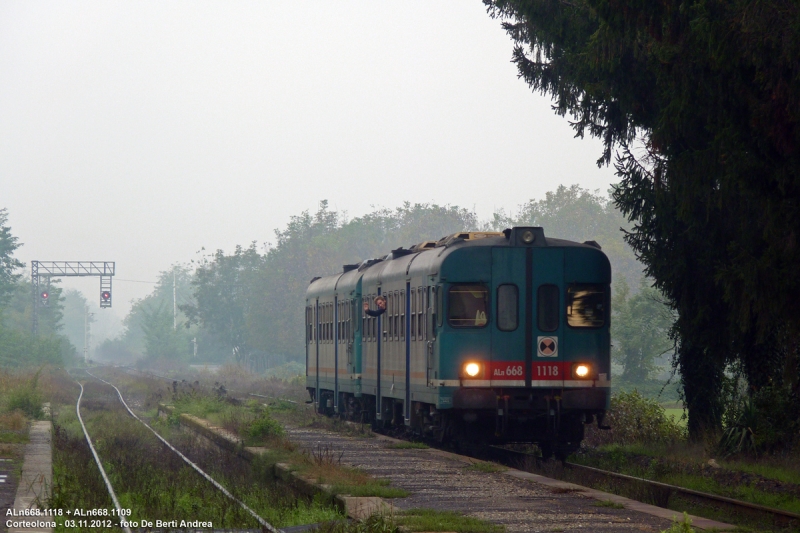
xmin=521 ymin=230 xmax=535 ymax=244
xmin=572 ymin=363 xmax=591 ymax=379
xmin=464 ymin=362 xmax=481 ymax=378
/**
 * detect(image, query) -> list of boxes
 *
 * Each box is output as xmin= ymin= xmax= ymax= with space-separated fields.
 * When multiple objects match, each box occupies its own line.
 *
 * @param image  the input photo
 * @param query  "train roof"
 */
xmin=306 ymin=227 xmax=607 ymax=298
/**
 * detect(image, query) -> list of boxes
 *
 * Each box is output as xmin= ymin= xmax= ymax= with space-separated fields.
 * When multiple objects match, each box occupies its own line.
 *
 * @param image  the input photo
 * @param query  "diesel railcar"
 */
xmin=305 ymin=227 xmax=611 ymax=458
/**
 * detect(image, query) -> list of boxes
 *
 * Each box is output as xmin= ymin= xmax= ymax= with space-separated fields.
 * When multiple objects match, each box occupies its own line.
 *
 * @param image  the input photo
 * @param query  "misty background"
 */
xmin=1 ymin=3 xmax=673 ymax=393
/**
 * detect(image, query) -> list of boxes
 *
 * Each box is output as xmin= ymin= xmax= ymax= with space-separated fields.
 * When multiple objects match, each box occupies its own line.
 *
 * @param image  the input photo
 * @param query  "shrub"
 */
xmin=248 ymin=415 xmax=285 ymax=439
xmin=585 ymin=390 xmax=685 ymax=447
xmin=719 ymin=385 xmax=799 ymax=456
xmin=5 ymin=386 xmax=43 ymax=419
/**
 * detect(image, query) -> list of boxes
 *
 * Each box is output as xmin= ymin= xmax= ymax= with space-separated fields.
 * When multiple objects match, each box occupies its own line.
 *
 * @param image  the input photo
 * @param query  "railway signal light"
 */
xmin=101 ymin=290 xmax=111 ymax=304
xmin=40 ymin=291 xmax=50 ymax=307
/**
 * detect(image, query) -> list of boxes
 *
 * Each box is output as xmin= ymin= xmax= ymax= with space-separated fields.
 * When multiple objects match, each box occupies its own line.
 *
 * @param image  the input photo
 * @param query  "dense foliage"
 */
xmin=178 ymin=192 xmax=640 ymax=367
xmin=584 ymin=390 xmax=685 ymax=447
xmin=612 ymin=278 xmax=673 ymax=384
xmin=0 ymin=209 xmax=24 ymax=309
xmin=0 ymin=208 xmax=75 ymax=367
xmin=484 ymin=0 xmax=800 ymax=438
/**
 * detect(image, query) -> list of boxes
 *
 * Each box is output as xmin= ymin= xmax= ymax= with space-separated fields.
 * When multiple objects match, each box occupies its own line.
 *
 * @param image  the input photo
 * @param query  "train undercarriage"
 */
xmin=310 ymin=387 xmax=608 ymax=460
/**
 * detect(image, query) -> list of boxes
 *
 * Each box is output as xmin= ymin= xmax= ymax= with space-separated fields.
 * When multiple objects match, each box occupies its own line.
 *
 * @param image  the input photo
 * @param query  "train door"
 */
xmin=490 ymin=248 xmax=527 ymax=384
xmin=530 ymin=248 xmax=565 ymax=386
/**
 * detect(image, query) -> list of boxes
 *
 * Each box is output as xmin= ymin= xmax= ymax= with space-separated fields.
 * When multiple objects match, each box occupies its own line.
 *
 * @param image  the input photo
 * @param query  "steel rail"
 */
xmin=85 ymin=371 xmax=282 ymax=533
xmin=564 ymin=460 xmax=800 ymax=521
xmin=75 ymin=381 xmax=134 ymax=533
xmin=489 ymin=445 xmax=800 ymax=527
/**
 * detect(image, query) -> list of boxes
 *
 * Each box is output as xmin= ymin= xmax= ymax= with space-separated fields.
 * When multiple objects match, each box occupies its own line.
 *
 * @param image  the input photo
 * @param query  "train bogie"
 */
xmin=305 ymin=227 xmax=611 ymax=457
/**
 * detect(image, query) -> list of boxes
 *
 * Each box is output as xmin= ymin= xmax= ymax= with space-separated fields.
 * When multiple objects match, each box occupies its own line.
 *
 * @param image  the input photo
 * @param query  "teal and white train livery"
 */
xmin=305 ymin=227 xmax=611 ymax=458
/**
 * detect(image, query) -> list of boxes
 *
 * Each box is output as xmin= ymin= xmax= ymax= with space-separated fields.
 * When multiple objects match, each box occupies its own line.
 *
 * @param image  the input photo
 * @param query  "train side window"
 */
xmin=367 ymin=296 xmax=372 ymax=341
xmin=448 ymin=284 xmax=489 ymax=328
xmin=372 ymin=301 xmax=377 ymax=340
xmin=410 ymin=290 xmax=416 ymax=340
xmin=352 ymin=299 xmax=358 ymax=338
xmin=537 ymin=285 xmax=559 ymax=332
xmin=417 ymin=287 xmax=428 ymax=340
xmin=566 ymin=284 xmax=606 ymax=328
xmin=400 ymin=290 xmax=405 ymax=340
xmin=497 ymin=284 xmax=519 ymax=331
xmin=345 ymin=300 xmax=350 ymax=342
xmin=387 ymin=293 xmax=393 ymax=340
xmin=392 ymin=291 xmax=398 ymax=340
xmin=435 ymin=286 xmax=443 ymax=328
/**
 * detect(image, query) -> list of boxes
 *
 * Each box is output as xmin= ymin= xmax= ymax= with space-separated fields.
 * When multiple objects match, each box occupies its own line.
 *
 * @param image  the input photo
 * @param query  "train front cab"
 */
xmin=435 ymin=228 xmax=611 ymax=457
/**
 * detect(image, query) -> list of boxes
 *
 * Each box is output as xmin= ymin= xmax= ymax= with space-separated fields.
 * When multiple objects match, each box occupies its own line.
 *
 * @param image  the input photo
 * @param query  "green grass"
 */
xmin=572 ymin=445 xmax=800 ymax=518
xmin=662 ymin=472 xmax=800 ymax=514
xmin=664 ymin=408 xmax=687 ymax=428
xmin=594 ymin=500 xmax=625 ymax=509
xmin=464 ymin=461 xmax=506 ymax=473
xmin=397 ymin=508 xmax=504 ymax=533
xmin=659 ymin=512 xmax=695 ymax=533
xmin=387 ymin=441 xmax=429 ymax=450
xmin=720 ymin=459 xmax=800 ymax=486
xmin=52 ymin=385 xmax=344 ymax=533
xmin=312 ymin=515 xmax=399 ymax=533
xmin=0 ymin=431 xmax=29 ymax=444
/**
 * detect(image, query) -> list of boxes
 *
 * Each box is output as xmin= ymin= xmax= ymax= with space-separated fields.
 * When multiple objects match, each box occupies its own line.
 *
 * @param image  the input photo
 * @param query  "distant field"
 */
xmin=664 ymin=407 xmax=686 ymax=427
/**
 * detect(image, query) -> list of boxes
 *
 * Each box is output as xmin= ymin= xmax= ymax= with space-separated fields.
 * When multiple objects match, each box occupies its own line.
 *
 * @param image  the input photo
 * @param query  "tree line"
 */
xmin=94 ymin=188 xmax=669 ymax=390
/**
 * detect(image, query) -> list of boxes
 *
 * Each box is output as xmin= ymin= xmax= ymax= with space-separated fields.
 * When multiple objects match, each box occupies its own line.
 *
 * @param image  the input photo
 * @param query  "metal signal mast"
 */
xmin=31 ymin=261 xmax=115 ymax=334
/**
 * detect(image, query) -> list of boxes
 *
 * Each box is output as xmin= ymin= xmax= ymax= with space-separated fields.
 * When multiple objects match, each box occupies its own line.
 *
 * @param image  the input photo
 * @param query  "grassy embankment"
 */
xmin=568 ymin=391 xmax=800 ymax=532
xmin=46 ymin=369 xmax=344 ymax=533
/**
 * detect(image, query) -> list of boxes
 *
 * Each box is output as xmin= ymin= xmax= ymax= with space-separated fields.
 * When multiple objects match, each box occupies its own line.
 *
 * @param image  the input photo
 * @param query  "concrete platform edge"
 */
xmin=365 ymin=430 xmax=736 ymax=532
xmin=161 ymin=404 xmax=398 ymax=521
xmin=8 ymin=420 xmax=53 ymax=533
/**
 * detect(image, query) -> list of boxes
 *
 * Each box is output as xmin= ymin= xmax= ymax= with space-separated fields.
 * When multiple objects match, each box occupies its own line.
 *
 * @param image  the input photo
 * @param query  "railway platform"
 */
xmin=6 ymin=420 xmax=52 ymax=533
xmin=285 ymin=424 xmax=736 ymax=533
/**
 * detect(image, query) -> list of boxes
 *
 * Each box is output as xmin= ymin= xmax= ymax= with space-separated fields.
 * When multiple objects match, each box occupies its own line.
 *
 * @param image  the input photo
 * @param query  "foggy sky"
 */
xmin=1 ymin=1 xmax=616 ymax=319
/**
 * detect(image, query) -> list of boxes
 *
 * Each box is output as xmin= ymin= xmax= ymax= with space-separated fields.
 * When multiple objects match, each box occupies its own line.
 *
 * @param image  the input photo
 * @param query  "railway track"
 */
xmin=488 ymin=445 xmax=800 ymax=532
xmin=113 ymin=366 xmax=799 ymax=531
xmin=67 ymin=370 xmax=324 ymax=533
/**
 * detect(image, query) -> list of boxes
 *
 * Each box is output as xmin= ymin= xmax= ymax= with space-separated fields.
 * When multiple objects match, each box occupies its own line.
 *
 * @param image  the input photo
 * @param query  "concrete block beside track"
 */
xmin=161 ymin=404 xmax=401 ymax=521
xmin=8 ymin=421 xmax=52 ymax=533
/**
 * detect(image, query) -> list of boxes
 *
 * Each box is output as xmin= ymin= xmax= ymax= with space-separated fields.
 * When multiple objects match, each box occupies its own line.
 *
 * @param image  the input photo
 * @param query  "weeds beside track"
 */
xmin=489 ymin=445 xmax=800 ymax=532
xmin=51 ymin=371 xmax=342 ymax=533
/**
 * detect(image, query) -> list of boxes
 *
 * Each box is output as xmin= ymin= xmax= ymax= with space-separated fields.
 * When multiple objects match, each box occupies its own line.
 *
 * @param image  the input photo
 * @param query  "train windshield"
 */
xmin=566 ymin=284 xmax=606 ymax=328
xmin=448 ymin=284 xmax=489 ymax=328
